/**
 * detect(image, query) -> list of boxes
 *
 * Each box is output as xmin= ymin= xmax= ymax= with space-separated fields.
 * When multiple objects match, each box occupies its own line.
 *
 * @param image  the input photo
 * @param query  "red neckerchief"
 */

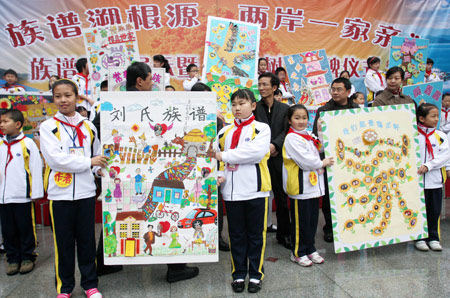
xmin=442 ymin=108 xmax=450 ymax=121
xmin=230 ymin=115 xmax=255 ymax=149
xmin=53 ymin=117 xmax=85 ymax=147
xmin=374 ymin=71 xmax=384 ymax=87
xmin=2 ymin=84 xmax=23 ymax=91
xmin=418 ymin=124 xmax=435 ymax=159
xmin=426 ymin=70 xmax=432 ymax=76
xmin=76 ymin=73 xmax=89 ymax=96
xmin=288 ymin=127 xmax=322 ymax=151
xmin=4 ymin=135 xmax=26 ymax=174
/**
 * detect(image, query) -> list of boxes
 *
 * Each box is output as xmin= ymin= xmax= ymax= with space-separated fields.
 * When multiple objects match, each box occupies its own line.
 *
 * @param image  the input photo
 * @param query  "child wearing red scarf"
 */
xmin=216 ymin=89 xmax=271 ymax=294
xmin=415 ymin=103 xmax=450 ymax=252
xmin=282 ymin=104 xmax=333 ymax=267
xmin=71 ymin=58 xmax=95 ymax=111
xmin=364 ymin=56 xmax=386 ymax=105
xmin=439 ymin=93 xmax=450 ymax=138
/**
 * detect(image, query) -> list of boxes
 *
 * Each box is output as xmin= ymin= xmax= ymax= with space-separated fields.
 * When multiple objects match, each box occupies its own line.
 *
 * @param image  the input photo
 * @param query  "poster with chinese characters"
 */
xmin=284 ymin=49 xmax=333 ymax=106
xmin=100 ymin=91 xmax=218 ymax=264
xmin=202 ymin=16 xmax=260 ymax=123
xmin=108 ymin=68 xmax=165 ymax=92
xmin=82 ymin=24 xmax=140 ymax=100
xmin=402 ymin=81 xmax=443 ymax=126
xmin=389 ymin=36 xmax=429 ymax=86
xmin=0 ymin=92 xmax=56 ymax=149
xmin=321 ymin=104 xmax=427 ymax=253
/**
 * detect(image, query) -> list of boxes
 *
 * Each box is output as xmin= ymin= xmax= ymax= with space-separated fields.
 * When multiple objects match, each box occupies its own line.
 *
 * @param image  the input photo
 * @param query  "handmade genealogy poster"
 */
xmin=389 ymin=36 xmax=429 ymax=86
xmin=321 ymin=104 xmax=427 ymax=253
xmin=100 ymin=91 xmax=218 ymax=264
xmin=402 ymin=81 xmax=443 ymax=126
xmin=82 ymin=24 xmax=140 ymax=100
xmin=202 ymin=17 xmax=260 ymax=123
xmin=108 ymin=68 xmax=165 ymax=92
xmin=284 ymin=49 xmax=333 ymax=106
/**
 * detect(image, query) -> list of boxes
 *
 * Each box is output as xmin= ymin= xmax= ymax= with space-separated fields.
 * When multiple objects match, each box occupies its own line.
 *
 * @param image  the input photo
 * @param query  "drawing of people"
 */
xmin=113 ymin=178 xmax=122 ymax=201
xmin=169 ymin=226 xmax=181 ymax=249
xmin=109 ymin=166 xmax=120 ymax=179
xmin=112 ymin=129 xmax=122 ymax=153
xmin=192 ymin=177 xmax=203 ymax=207
xmin=143 ymin=224 xmax=161 ymax=256
xmin=134 ymin=168 xmax=144 ymax=195
xmin=192 ymin=221 xmax=205 ymax=249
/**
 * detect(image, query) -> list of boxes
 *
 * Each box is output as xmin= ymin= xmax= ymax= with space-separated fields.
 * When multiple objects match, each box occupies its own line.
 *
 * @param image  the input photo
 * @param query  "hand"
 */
xmin=215 ymin=151 xmax=222 ymax=161
xmin=216 ymin=109 xmax=225 ymax=123
xmin=418 ymin=165 xmax=429 ymax=175
xmin=270 ymin=144 xmax=278 ymax=157
xmin=96 ymin=169 xmax=105 ymax=177
xmin=322 ymin=157 xmax=334 ymax=167
xmin=317 ymin=118 xmax=324 ymax=132
xmin=217 ymin=176 xmax=225 ymax=186
xmin=91 ymin=155 xmax=108 ymax=167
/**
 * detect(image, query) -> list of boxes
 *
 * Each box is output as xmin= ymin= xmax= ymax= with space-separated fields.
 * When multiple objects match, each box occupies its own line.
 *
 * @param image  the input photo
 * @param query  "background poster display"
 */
xmin=100 ymin=91 xmax=218 ymax=264
xmin=202 ymin=16 xmax=260 ymax=123
xmin=108 ymin=67 xmax=165 ymax=92
xmin=321 ymin=104 xmax=427 ymax=253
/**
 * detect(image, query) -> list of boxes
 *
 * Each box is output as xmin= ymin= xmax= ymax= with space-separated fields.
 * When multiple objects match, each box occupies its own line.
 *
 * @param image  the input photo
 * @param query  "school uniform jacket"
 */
xmin=183 ymin=77 xmax=199 ymax=91
xmin=418 ymin=126 xmax=450 ymax=189
xmin=39 ymin=112 xmax=101 ymax=201
xmin=439 ymin=107 xmax=450 ymax=135
xmin=72 ymin=73 xmax=93 ymax=110
xmin=0 ymin=133 xmax=43 ymax=204
xmin=217 ymin=120 xmax=271 ymax=201
xmin=282 ymin=128 xmax=325 ymax=200
xmin=364 ymin=69 xmax=386 ymax=102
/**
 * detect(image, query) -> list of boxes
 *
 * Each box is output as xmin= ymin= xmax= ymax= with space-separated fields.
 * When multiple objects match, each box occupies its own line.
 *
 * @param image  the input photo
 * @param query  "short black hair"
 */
xmin=165 ymin=85 xmax=176 ymax=91
xmin=3 ymin=69 xmax=18 ymax=78
xmin=126 ymin=62 xmax=152 ymax=90
xmin=191 ymin=82 xmax=211 ymax=91
xmin=386 ymin=66 xmax=405 ymax=80
xmin=367 ymin=56 xmax=381 ymax=67
xmin=339 ymin=70 xmax=350 ymax=78
xmin=258 ymin=72 xmax=280 ymax=89
xmin=75 ymin=58 xmax=88 ymax=73
xmin=274 ymin=89 xmax=282 ymax=96
xmin=52 ymin=79 xmax=79 ymax=97
xmin=76 ymin=106 xmax=87 ymax=112
xmin=100 ymin=80 xmax=108 ymax=90
xmin=1 ymin=109 xmax=24 ymax=128
xmin=186 ymin=63 xmax=197 ymax=73
xmin=331 ymin=77 xmax=351 ymax=91
xmin=426 ymin=58 xmax=434 ymax=65
xmin=274 ymin=67 xmax=286 ymax=76
xmin=230 ymin=89 xmax=256 ymax=103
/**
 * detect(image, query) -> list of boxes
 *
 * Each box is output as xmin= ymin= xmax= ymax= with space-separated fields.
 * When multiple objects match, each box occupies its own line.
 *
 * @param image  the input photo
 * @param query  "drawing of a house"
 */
xmin=152 ymin=179 xmax=185 ymax=205
xmin=299 ymin=51 xmax=331 ymax=105
xmin=116 ymin=211 xmax=146 ymax=256
xmin=183 ymin=129 xmax=207 ymax=157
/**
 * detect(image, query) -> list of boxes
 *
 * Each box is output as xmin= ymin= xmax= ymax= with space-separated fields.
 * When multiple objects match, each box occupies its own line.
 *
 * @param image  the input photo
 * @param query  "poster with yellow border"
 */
xmin=321 ymin=104 xmax=427 ymax=253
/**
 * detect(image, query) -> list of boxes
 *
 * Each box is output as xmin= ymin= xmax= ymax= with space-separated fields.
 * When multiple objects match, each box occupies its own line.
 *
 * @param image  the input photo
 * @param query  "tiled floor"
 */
xmin=2 ymin=207 xmax=450 ymax=298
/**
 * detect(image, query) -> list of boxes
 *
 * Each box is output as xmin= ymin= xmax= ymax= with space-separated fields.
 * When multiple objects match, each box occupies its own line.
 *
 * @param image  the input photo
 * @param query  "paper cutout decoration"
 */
xmin=108 ymin=68 xmax=165 ymax=92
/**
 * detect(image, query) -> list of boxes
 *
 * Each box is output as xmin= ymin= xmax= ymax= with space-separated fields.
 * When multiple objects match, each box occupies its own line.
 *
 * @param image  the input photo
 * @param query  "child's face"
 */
xmin=274 ymin=93 xmax=283 ymax=102
xmin=340 ymin=72 xmax=350 ymax=79
xmin=53 ymin=84 xmax=78 ymax=116
xmin=278 ymin=71 xmax=286 ymax=82
xmin=153 ymin=60 xmax=163 ymax=68
xmin=387 ymin=72 xmax=402 ymax=91
xmin=4 ymin=74 xmax=17 ymax=85
xmin=426 ymin=63 xmax=433 ymax=72
xmin=370 ymin=62 xmax=380 ymax=71
xmin=289 ymin=108 xmax=308 ymax=131
xmin=49 ymin=76 xmax=58 ymax=88
xmin=258 ymin=60 xmax=268 ymax=73
xmin=188 ymin=66 xmax=198 ymax=79
xmin=231 ymin=97 xmax=256 ymax=119
xmin=101 ymin=87 xmax=108 ymax=92
xmin=0 ymin=115 xmax=21 ymax=136
xmin=443 ymin=96 xmax=450 ymax=108
xmin=420 ymin=108 xmax=439 ymax=128
xmin=354 ymin=94 xmax=365 ymax=104
xmin=79 ymin=110 xmax=88 ymax=117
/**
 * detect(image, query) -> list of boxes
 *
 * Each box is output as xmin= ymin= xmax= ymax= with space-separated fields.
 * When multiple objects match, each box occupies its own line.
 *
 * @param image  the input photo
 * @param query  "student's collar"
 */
xmin=235 ymin=114 xmax=253 ymax=124
xmin=5 ymin=132 xmax=24 ymax=142
xmin=290 ymin=126 xmax=308 ymax=134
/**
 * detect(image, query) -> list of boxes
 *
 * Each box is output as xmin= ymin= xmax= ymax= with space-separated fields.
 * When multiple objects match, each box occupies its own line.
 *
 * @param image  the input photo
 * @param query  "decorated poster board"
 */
xmin=306 ymin=106 xmax=318 ymax=132
xmin=284 ymin=49 xmax=333 ymax=107
xmin=389 ymin=36 xmax=429 ymax=86
xmin=108 ymin=68 xmax=165 ymax=92
xmin=82 ymin=24 xmax=140 ymax=100
xmin=100 ymin=91 xmax=218 ymax=264
xmin=402 ymin=81 xmax=443 ymax=126
xmin=321 ymin=104 xmax=427 ymax=253
xmin=0 ymin=92 xmax=56 ymax=148
xmin=202 ymin=17 xmax=260 ymax=123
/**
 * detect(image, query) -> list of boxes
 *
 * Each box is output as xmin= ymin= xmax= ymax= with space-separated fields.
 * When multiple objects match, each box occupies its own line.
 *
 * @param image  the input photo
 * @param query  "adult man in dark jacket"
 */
xmin=254 ymin=72 xmax=291 ymax=249
xmin=313 ymin=77 xmax=360 ymax=242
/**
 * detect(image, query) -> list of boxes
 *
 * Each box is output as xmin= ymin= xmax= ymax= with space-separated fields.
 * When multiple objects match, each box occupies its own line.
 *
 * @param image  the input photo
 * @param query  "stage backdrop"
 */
xmin=100 ymin=91 xmax=218 ymax=264
xmin=321 ymin=104 xmax=427 ymax=253
xmin=0 ymin=0 xmax=448 ymax=95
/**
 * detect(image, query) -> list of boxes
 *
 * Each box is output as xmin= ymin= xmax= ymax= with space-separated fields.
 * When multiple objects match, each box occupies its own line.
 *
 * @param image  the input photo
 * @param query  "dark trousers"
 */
xmin=225 ymin=197 xmax=267 ymax=281
xmin=321 ymin=170 xmax=333 ymax=234
xmin=50 ymin=198 xmax=98 ymax=294
xmin=218 ymin=191 xmax=224 ymax=237
xmin=290 ymin=198 xmax=319 ymax=257
xmin=268 ymin=162 xmax=290 ymax=238
xmin=424 ymin=188 xmax=442 ymax=242
xmin=0 ymin=202 xmax=36 ymax=264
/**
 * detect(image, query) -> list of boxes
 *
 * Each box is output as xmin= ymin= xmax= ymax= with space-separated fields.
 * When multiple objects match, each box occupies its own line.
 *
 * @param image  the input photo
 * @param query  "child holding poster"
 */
xmin=415 ymin=103 xmax=450 ymax=252
xmin=39 ymin=79 xmax=107 ymax=298
xmin=216 ymin=89 xmax=271 ymax=293
xmin=282 ymin=104 xmax=334 ymax=267
xmin=364 ymin=56 xmax=386 ymax=104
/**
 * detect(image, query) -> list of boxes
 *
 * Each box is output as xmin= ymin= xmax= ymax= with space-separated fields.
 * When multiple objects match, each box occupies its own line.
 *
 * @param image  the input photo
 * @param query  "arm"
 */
xmin=28 ymin=140 xmax=44 ymax=199
xmin=440 ymin=121 xmax=450 ymax=134
xmin=284 ymin=134 xmax=324 ymax=171
xmin=90 ymin=124 xmax=103 ymax=176
xmin=424 ymin=132 xmax=450 ymax=171
xmin=79 ymin=94 xmax=95 ymax=106
xmin=364 ymin=71 xmax=384 ymax=93
xmin=221 ymin=124 xmax=271 ymax=165
xmin=183 ymin=77 xmax=199 ymax=91
xmin=39 ymin=121 xmax=92 ymax=173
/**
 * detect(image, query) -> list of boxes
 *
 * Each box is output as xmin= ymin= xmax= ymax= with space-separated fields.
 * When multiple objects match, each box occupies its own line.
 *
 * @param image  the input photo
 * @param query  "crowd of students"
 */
xmin=0 ymin=54 xmax=448 ymax=296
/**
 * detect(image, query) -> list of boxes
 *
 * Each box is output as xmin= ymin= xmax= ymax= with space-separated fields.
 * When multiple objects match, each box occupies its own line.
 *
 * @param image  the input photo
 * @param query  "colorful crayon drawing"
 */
xmin=100 ymin=91 xmax=218 ymax=264
xmin=82 ymin=23 xmax=140 ymax=101
xmin=108 ymin=68 xmax=165 ymax=92
xmin=284 ymin=49 xmax=333 ymax=107
xmin=389 ymin=36 xmax=429 ymax=86
xmin=321 ymin=104 xmax=427 ymax=253
xmin=403 ymin=81 xmax=443 ymax=126
xmin=202 ymin=17 xmax=260 ymax=123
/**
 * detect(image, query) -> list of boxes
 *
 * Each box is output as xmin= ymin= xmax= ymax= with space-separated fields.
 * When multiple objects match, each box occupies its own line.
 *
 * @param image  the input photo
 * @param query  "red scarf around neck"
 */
xmin=230 ymin=115 xmax=255 ymax=149
xmin=442 ymin=108 xmax=449 ymax=121
xmin=288 ymin=127 xmax=322 ymax=151
xmin=54 ymin=117 xmax=85 ymax=147
xmin=76 ymin=72 xmax=89 ymax=96
xmin=374 ymin=71 xmax=384 ymax=87
xmin=4 ymin=135 xmax=26 ymax=174
xmin=417 ymin=125 xmax=435 ymax=159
